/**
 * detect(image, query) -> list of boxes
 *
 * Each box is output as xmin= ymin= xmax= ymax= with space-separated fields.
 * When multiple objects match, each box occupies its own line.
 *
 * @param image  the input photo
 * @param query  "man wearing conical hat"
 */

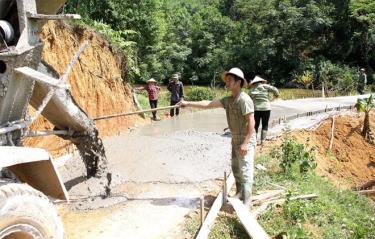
xmin=179 ymin=67 xmax=256 ymax=207
xmin=248 ymin=76 xmax=279 ymax=146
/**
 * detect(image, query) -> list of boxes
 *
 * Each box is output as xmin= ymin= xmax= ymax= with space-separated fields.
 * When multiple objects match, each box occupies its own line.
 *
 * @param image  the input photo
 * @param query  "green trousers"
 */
xmin=231 ymin=141 xmax=256 ymax=193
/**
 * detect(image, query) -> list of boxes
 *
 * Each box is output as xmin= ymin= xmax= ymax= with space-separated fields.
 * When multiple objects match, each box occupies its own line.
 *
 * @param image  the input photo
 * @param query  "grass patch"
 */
xmin=259 ymin=173 xmax=375 ymax=239
xmin=185 ymin=212 xmax=249 ymax=239
xmin=257 ymin=138 xmax=375 ymax=238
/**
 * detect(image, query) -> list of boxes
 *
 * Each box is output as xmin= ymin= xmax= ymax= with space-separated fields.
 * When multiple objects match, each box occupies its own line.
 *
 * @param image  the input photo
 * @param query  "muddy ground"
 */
xmin=57 ymin=110 xmax=231 ymax=239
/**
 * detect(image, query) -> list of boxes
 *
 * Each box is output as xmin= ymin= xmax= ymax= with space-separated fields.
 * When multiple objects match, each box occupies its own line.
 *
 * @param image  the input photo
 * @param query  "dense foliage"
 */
xmin=64 ymin=0 xmax=375 ymax=92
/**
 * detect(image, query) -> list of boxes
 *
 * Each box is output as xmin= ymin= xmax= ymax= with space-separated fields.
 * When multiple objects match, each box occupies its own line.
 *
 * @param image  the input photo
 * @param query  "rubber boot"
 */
xmin=242 ymin=189 xmax=252 ymax=208
xmin=233 ymin=182 xmax=242 ymax=199
xmin=260 ymin=130 xmax=268 ymax=145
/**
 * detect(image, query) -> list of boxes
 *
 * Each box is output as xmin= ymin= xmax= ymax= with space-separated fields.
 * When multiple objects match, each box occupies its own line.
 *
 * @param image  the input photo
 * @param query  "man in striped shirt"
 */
xmin=134 ymin=78 xmax=160 ymax=120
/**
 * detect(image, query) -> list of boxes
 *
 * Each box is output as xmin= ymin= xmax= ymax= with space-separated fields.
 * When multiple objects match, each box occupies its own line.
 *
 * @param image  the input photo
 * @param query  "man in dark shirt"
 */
xmin=167 ymin=73 xmax=184 ymax=117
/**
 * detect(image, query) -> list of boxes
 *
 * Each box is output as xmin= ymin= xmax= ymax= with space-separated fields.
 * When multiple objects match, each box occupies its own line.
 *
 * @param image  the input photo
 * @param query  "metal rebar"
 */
xmin=23 ymin=130 xmax=71 ymax=137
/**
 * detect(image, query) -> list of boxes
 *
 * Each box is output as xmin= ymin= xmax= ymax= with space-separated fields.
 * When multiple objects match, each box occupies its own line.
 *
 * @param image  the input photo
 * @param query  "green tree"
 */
xmin=64 ymin=0 xmax=375 ymax=87
xmin=350 ymin=0 xmax=375 ymax=68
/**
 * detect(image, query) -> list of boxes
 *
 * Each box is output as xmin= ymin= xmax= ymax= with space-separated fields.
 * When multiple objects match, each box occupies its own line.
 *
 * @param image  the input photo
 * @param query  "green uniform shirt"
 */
xmin=249 ymin=84 xmax=279 ymax=111
xmin=359 ymin=74 xmax=367 ymax=87
xmin=220 ymin=92 xmax=256 ymax=146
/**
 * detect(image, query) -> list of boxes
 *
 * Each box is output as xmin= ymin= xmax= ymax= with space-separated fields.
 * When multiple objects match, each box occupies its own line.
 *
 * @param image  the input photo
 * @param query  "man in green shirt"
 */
xmin=357 ymin=68 xmax=367 ymax=95
xmin=179 ymin=67 xmax=256 ymax=206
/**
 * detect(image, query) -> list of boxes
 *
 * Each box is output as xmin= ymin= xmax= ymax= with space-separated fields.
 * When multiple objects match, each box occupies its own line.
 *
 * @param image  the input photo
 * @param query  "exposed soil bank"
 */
xmin=24 ymin=21 xmax=145 ymax=156
xmin=293 ymin=111 xmax=375 ymax=188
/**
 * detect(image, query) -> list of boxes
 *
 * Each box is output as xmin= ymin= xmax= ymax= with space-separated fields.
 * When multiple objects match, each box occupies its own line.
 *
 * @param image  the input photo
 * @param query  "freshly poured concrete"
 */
xmin=58 ymin=94 xmax=367 ymax=239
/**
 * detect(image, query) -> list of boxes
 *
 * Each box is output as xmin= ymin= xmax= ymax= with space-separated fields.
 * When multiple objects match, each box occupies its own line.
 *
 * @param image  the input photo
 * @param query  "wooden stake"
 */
xmin=223 ymin=171 xmax=227 ymax=203
xmin=196 ymin=173 xmax=235 ymax=239
xmin=200 ymin=196 xmax=204 ymax=225
xmin=329 ymin=116 xmax=336 ymax=150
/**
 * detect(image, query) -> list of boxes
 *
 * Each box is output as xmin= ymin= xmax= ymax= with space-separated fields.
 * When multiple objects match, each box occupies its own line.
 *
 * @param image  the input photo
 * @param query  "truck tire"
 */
xmin=0 ymin=182 xmax=63 ymax=239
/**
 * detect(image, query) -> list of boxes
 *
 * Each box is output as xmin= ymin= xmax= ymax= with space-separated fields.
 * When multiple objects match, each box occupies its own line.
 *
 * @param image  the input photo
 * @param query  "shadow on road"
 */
xmin=65 ymin=176 xmax=87 ymax=191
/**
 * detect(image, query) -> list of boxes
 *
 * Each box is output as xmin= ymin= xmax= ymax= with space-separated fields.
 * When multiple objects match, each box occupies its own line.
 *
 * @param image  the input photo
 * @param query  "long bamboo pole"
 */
xmin=93 ymin=105 xmax=180 ymax=121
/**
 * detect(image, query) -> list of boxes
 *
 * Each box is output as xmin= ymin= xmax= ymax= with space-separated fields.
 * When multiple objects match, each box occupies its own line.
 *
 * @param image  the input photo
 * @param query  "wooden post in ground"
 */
xmin=196 ymin=173 xmax=235 ymax=239
xmin=200 ymin=196 xmax=204 ymax=225
xmin=329 ymin=116 xmax=336 ymax=150
xmin=223 ymin=171 xmax=227 ymax=204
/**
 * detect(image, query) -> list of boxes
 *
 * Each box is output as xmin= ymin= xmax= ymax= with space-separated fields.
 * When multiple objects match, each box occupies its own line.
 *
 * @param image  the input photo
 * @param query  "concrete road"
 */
xmin=60 ymin=94 xmax=368 ymax=239
xmin=136 ymin=94 xmax=367 ymax=136
xmin=101 ymin=94 xmax=367 ymax=184
xmin=64 ymin=94 xmax=366 ymax=185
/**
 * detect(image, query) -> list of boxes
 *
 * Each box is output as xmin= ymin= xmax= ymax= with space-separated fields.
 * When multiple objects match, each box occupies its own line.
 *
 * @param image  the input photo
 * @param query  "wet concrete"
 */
xmin=136 ymin=109 xmax=227 ymax=136
xmin=62 ymin=94 xmax=365 ymax=196
xmin=57 ymin=94 xmax=367 ymax=239
xmin=271 ymin=95 xmax=364 ymax=117
xmin=104 ymin=130 xmax=231 ymax=183
xmin=137 ymin=94 xmax=366 ymax=137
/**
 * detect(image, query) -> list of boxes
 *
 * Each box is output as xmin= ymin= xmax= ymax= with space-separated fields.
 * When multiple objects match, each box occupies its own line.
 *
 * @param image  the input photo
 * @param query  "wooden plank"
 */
xmin=253 ymin=193 xmax=319 ymax=219
xmin=260 ymin=193 xmax=318 ymax=206
xmin=228 ymin=197 xmax=270 ymax=239
xmin=354 ymin=179 xmax=375 ymax=190
xmin=357 ymin=189 xmax=375 ymax=195
xmin=252 ymin=190 xmax=284 ymax=205
xmin=15 ymin=67 xmax=69 ymax=89
xmin=196 ymin=173 xmax=235 ymax=239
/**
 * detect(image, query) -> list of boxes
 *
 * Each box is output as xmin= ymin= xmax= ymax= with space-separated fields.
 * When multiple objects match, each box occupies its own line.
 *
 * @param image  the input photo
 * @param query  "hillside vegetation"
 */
xmin=65 ymin=0 xmax=374 ymax=94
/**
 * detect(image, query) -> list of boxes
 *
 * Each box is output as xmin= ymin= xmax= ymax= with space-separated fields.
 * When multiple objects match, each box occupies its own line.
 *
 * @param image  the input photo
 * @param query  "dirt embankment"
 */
xmin=24 ymin=21 xmax=145 ymax=155
xmin=293 ymin=111 xmax=375 ymax=188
